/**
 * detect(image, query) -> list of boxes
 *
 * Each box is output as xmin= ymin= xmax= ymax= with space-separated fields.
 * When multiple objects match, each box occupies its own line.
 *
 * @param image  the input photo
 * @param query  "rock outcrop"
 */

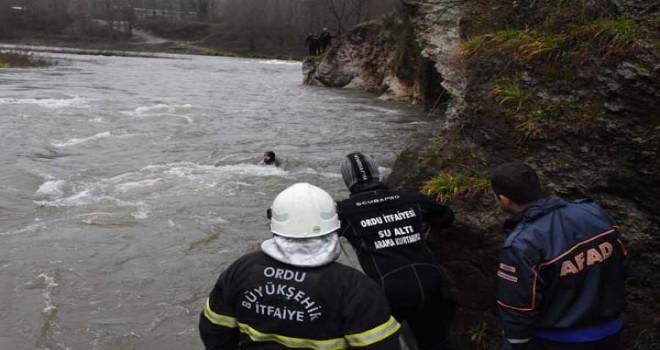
xmin=302 ymin=14 xmax=449 ymax=111
xmin=401 ymin=0 xmax=467 ymax=127
xmin=305 ymin=0 xmax=660 ymax=348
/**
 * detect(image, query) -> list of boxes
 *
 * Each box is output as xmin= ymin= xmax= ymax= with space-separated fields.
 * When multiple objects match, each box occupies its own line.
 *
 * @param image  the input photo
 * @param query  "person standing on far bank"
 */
xmin=491 ymin=163 xmax=627 ymax=350
xmin=304 ymin=32 xmax=321 ymax=56
xmin=320 ymin=27 xmax=333 ymax=52
xmin=199 ymin=182 xmax=401 ymax=349
xmin=337 ymin=152 xmax=455 ymax=350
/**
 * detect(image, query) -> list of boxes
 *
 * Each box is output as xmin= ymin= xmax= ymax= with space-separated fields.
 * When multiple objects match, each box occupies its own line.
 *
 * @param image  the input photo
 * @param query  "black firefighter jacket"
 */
xmin=199 ymin=251 xmax=401 ymax=350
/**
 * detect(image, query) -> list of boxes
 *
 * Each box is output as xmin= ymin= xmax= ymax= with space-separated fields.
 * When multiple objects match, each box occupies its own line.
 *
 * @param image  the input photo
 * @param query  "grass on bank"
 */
xmin=461 ymin=17 xmax=649 ymax=76
xmin=0 ymin=51 xmax=51 ymax=68
xmin=493 ymin=80 xmax=534 ymax=112
xmin=490 ymin=79 xmax=598 ymax=142
xmin=422 ymin=172 xmax=490 ymax=203
xmin=458 ymin=1 xmax=654 ymax=143
xmin=467 ymin=322 xmax=493 ymax=350
xmin=457 ymin=0 xmax=660 ymax=172
xmin=492 ymin=80 xmax=559 ymax=141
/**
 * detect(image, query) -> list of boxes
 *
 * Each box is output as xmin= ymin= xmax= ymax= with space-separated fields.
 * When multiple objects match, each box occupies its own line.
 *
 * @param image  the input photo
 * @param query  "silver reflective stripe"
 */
xmin=507 ymin=337 xmax=532 ymax=344
xmin=345 ymin=316 xmax=401 ymax=347
xmin=203 ymin=298 xmax=238 ymax=328
xmin=239 ymin=322 xmax=348 ymax=349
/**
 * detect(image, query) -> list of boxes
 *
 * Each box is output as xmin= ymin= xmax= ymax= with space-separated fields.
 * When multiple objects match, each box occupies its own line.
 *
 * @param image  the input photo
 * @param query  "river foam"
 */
xmin=256 ymin=60 xmax=301 ymax=66
xmin=52 ymin=132 xmax=132 ymax=147
xmin=35 ymin=180 xmax=67 ymax=199
xmin=122 ymin=104 xmax=195 ymax=123
xmin=0 ymin=96 xmax=89 ymax=109
xmin=34 ymin=190 xmax=145 ymax=210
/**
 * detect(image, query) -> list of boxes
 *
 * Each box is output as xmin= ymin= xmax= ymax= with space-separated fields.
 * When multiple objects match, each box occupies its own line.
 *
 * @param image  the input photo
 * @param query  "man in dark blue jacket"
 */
xmin=491 ymin=163 xmax=627 ymax=350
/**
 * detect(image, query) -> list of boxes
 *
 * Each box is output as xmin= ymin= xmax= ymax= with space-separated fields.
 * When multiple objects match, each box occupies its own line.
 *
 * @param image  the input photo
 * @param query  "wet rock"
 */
xmin=403 ymin=0 xmax=468 ymax=126
xmin=604 ymin=101 xmax=625 ymax=113
xmin=301 ymin=12 xmax=449 ymax=108
xmin=315 ymin=58 xmax=356 ymax=87
xmin=302 ymin=0 xmax=660 ymax=346
xmin=301 ymin=59 xmax=320 ymax=86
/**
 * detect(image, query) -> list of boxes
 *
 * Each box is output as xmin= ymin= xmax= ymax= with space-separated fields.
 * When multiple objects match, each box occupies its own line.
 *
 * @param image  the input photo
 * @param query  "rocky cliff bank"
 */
xmin=304 ymin=0 xmax=659 ymax=348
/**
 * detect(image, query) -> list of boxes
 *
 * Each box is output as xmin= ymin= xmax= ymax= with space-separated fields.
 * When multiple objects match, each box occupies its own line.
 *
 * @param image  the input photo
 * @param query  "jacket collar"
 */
xmin=504 ymin=196 xmax=567 ymax=229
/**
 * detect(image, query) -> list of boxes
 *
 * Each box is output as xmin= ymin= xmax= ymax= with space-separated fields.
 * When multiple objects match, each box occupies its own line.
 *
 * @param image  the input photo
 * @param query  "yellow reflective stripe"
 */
xmin=238 ymin=322 xmax=348 ymax=350
xmin=203 ymin=297 xmax=396 ymax=348
xmin=203 ymin=298 xmax=238 ymax=328
xmin=345 ymin=316 xmax=400 ymax=347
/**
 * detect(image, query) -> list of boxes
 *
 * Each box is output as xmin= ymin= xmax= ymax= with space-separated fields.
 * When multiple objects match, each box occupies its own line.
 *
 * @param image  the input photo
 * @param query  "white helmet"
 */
xmin=269 ymin=183 xmax=340 ymax=238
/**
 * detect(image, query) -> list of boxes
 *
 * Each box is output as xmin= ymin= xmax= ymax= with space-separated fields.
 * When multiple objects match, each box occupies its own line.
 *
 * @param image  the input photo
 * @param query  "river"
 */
xmin=0 ymin=51 xmax=440 ymax=349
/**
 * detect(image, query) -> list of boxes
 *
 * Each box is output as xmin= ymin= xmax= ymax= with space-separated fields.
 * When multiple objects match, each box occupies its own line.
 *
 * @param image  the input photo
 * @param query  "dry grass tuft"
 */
xmin=0 ymin=51 xmax=51 ymax=68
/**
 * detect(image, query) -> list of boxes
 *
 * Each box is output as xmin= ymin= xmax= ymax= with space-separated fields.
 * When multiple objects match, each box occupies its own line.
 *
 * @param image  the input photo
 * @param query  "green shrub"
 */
xmin=422 ymin=173 xmax=490 ymax=203
xmin=467 ymin=322 xmax=491 ymax=350
xmin=493 ymin=80 xmax=534 ymax=112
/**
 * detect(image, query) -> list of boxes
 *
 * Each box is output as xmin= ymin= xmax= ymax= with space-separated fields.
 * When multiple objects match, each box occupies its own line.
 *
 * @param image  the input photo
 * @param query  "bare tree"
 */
xmin=194 ymin=0 xmax=211 ymax=21
xmin=353 ymin=0 xmax=364 ymax=24
xmin=325 ymin=0 xmax=348 ymax=38
xmin=224 ymin=0 xmax=267 ymax=51
xmin=0 ymin=0 xmax=13 ymax=36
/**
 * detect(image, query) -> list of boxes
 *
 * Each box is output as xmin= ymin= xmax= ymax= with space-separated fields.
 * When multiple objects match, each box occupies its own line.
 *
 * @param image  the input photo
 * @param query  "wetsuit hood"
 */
xmin=349 ymin=180 xmax=388 ymax=195
xmin=340 ymin=153 xmax=380 ymax=190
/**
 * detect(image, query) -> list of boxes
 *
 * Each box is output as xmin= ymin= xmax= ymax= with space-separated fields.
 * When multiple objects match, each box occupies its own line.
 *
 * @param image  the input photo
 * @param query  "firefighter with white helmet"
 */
xmin=200 ymin=182 xmax=401 ymax=349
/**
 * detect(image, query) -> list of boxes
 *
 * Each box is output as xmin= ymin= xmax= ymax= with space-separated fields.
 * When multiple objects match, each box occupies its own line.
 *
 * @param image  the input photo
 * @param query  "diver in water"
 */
xmin=262 ymin=151 xmax=280 ymax=166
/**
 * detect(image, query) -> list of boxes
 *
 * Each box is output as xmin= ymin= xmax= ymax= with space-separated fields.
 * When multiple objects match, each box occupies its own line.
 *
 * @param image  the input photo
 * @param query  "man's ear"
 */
xmin=496 ymin=194 xmax=512 ymax=207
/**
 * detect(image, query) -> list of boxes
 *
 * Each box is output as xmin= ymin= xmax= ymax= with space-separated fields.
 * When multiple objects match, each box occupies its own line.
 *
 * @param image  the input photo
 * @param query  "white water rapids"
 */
xmin=0 ymin=50 xmax=441 ymax=349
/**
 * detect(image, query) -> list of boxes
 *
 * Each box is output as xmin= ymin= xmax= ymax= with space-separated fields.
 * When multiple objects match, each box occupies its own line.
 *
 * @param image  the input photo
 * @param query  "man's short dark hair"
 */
xmin=490 ymin=162 xmax=543 ymax=205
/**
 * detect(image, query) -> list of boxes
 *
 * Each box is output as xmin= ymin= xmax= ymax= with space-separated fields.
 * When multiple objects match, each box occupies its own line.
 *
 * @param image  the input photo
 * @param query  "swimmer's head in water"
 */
xmin=263 ymin=151 xmax=276 ymax=165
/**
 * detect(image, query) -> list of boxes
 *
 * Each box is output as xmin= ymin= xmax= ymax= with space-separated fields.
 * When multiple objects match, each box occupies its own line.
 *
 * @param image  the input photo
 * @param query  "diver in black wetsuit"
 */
xmin=337 ymin=152 xmax=456 ymax=350
xmin=263 ymin=151 xmax=280 ymax=166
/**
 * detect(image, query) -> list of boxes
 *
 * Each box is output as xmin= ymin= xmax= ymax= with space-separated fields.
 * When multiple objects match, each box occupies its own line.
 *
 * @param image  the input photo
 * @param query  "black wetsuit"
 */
xmin=263 ymin=159 xmax=280 ymax=167
xmin=263 ymin=151 xmax=279 ymax=167
xmin=338 ymin=181 xmax=455 ymax=350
